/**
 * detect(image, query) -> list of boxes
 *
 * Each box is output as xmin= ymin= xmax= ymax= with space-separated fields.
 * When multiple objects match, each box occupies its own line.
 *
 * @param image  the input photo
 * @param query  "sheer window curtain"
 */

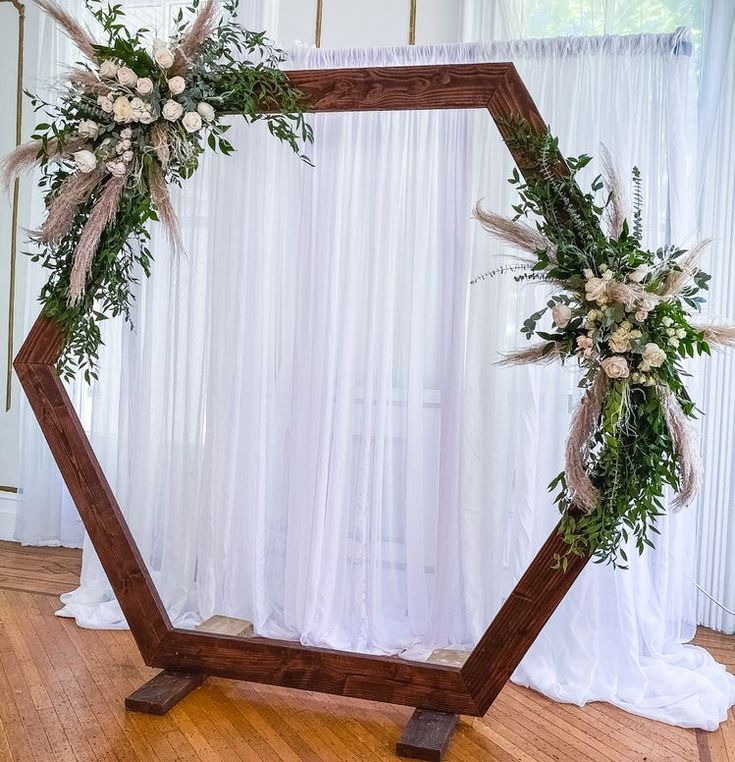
xmin=461 ymin=0 xmax=735 ymax=637
xmin=694 ymin=0 xmax=735 ymax=634
xmin=14 ymin=3 xmax=735 ymax=730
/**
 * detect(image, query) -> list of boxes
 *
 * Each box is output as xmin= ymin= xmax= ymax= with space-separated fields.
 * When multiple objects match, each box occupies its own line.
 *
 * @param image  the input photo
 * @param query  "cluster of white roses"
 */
xmin=71 ymin=37 xmax=217 ymax=180
xmin=547 ymin=262 xmax=678 ymax=385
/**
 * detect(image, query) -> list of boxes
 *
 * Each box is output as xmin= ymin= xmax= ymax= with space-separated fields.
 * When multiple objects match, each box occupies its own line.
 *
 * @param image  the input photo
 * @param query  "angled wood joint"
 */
xmin=15 ymin=64 xmax=591 ymax=758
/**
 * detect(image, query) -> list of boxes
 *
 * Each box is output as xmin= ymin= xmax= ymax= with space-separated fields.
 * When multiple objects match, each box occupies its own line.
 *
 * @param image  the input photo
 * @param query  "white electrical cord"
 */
xmin=668 ymin=551 xmax=735 ymax=618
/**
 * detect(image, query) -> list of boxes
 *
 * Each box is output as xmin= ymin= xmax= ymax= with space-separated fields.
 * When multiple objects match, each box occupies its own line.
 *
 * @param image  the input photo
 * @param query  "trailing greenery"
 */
xmin=26 ymin=0 xmax=312 ymax=382
xmin=496 ymin=122 xmax=712 ymax=569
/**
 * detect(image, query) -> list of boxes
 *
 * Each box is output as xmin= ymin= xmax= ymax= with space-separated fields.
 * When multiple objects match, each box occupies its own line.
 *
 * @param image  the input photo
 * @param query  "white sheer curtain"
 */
xmin=694 ymin=0 xmax=735 ymax=634
xmin=14 ymin=10 xmax=735 ymax=730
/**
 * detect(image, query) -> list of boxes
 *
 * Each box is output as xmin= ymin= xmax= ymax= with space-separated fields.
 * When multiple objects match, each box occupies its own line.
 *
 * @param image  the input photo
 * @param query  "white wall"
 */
xmin=276 ymin=0 xmax=461 ymax=48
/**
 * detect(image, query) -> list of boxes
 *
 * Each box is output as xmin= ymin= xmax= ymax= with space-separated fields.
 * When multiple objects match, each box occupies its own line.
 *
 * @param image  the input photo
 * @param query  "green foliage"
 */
xmin=28 ymin=0 xmax=313 ymax=380
xmin=499 ymin=121 xmax=712 ymax=568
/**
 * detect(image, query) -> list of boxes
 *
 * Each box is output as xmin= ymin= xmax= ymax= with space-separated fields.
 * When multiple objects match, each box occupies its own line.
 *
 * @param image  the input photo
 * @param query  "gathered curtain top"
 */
xmin=285 ymin=28 xmax=692 ymax=71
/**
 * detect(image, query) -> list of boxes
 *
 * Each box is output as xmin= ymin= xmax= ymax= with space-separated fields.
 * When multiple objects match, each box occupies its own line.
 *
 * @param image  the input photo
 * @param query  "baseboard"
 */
xmin=0 ymin=493 xmax=17 ymax=541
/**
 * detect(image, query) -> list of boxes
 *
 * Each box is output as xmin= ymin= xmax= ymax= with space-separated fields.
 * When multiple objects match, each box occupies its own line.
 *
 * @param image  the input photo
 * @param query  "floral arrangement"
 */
xmin=474 ymin=125 xmax=735 ymax=568
xmin=1 ymin=0 xmax=312 ymax=381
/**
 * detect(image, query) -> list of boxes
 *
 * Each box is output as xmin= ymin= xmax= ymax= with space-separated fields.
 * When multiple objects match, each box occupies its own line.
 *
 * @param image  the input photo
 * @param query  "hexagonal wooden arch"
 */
xmin=15 ymin=63 xmax=590 ymax=760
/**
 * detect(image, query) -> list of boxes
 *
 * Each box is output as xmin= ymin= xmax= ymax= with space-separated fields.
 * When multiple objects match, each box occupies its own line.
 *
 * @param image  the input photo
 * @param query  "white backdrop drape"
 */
xmin=694 ymin=0 xmax=735 ymax=634
xmin=14 ymin=10 xmax=735 ymax=729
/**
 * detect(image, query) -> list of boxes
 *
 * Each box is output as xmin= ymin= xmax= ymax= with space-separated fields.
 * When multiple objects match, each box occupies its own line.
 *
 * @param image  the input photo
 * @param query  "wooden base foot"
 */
xmin=396 ymin=709 xmax=459 ymax=761
xmin=125 ymin=670 xmax=206 ymax=715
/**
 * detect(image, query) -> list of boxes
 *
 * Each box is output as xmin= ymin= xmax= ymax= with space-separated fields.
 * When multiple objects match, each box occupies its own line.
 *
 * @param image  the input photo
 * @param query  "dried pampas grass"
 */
xmin=150 ymin=124 xmax=170 ymax=168
xmin=599 ymin=144 xmax=627 ymax=239
xmin=171 ymin=0 xmax=219 ymax=76
xmin=659 ymin=386 xmax=701 ymax=510
xmin=691 ymin=321 xmax=735 ymax=348
xmin=661 ymin=240 xmax=710 ymax=297
xmin=40 ymin=167 xmax=104 ymax=243
xmin=66 ymin=67 xmax=109 ymax=97
xmin=607 ymin=281 xmax=648 ymax=311
xmin=1 ymin=137 xmax=84 ymax=191
xmin=564 ymin=372 xmax=608 ymax=512
xmin=68 ymin=174 xmax=127 ymax=305
xmin=473 ymin=202 xmax=555 ymax=258
xmin=497 ymin=342 xmax=560 ymax=366
xmin=148 ymin=164 xmax=183 ymax=255
xmin=34 ymin=0 xmax=98 ymax=61
xmin=1 ymin=141 xmax=45 ymax=191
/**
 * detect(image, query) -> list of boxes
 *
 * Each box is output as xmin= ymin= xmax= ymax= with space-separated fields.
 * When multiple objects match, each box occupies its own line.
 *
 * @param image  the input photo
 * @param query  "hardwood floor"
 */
xmin=0 ymin=540 xmax=732 ymax=761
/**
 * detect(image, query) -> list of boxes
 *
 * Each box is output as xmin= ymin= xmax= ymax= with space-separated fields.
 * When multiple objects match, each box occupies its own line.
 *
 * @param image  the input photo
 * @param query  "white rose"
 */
xmin=197 ymin=102 xmax=215 ymax=122
xmin=99 ymin=60 xmax=118 ymax=79
xmin=668 ymin=337 xmax=680 ymax=348
xmin=168 ymin=76 xmax=186 ymax=95
xmin=120 ymin=127 xmax=132 ymax=139
xmin=162 ymin=99 xmax=184 ymax=121
xmin=117 ymin=67 xmax=138 ymax=87
xmin=675 ymin=328 xmax=686 ymax=339
xmin=106 ymin=161 xmax=127 ymax=177
xmin=97 ymin=94 xmax=113 ymax=113
xmin=551 ymin=303 xmax=572 ymax=329
xmin=628 ymin=265 xmax=650 ymax=283
xmin=112 ymin=96 xmax=134 ymax=123
xmin=78 ymin=119 xmax=99 ymax=139
xmin=154 ymin=46 xmax=175 ymax=69
xmin=139 ymin=111 xmax=156 ymax=125
xmin=585 ymin=277 xmax=608 ymax=304
xmin=182 ymin=111 xmax=202 ymax=133
xmin=122 ymin=150 xmax=134 ymax=163
xmin=73 ymin=149 xmax=97 ymax=173
xmin=661 ymin=316 xmax=674 ymax=327
xmin=641 ymin=342 xmax=666 ymax=368
xmin=601 ymin=355 xmax=630 ymax=379
xmin=634 ymin=310 xmax=648 ymax=322
xmin=602 ymin=269 xmax=614 ymax=281
xmin=120 ymin=139 xmax=131 ymax=150
xmin=136 ymin=77 xmax=154 ymax=95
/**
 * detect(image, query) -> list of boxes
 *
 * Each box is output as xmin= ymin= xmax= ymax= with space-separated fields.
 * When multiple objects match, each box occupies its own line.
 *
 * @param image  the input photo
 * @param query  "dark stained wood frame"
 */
xmin=15 ymin=63 xmax=590 ymax=756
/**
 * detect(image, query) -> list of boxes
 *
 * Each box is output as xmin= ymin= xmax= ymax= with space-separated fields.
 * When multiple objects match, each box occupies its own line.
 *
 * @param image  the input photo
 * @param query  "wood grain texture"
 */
xmin=14 ymin=62 xmax=593 ymax=729
xmin=196 ymin=615 xmax=254 ymax=637
xmin=0 ymin=540 xmax=80 ymax=596
xmin=396 ymin=710 xmax=459 ymax=761
xmin=461 ymin=525 xmax=588 ymax=714
xmin=14 ymin=318 xmax=171 ymax=664
xmin=156 ymin=628 xmax=478 ymax=715
xmin=286 ymin=64 xmax=512 ymax=112
xmin=125 ymin=671 xmax=206 ymax=715
xmin=0 ymin=547 xmax=731 ymax=762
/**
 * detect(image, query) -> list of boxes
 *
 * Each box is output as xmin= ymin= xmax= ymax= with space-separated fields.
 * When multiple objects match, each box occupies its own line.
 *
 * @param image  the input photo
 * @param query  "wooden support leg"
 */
xmin=396 ymin=709 xmax=459 ymax=762
xmin=125 ymin=670 xmax=206 ymax=715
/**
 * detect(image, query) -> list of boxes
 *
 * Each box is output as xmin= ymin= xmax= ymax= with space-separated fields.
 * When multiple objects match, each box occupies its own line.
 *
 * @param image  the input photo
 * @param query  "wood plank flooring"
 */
xmin=0 ymin=540 xmax=732 ymax=761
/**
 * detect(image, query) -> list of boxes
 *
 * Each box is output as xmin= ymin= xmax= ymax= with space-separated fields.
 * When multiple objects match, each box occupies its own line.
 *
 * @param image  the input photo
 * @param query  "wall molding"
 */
xmin=0 ymin=491 xmax=17 ymax=541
